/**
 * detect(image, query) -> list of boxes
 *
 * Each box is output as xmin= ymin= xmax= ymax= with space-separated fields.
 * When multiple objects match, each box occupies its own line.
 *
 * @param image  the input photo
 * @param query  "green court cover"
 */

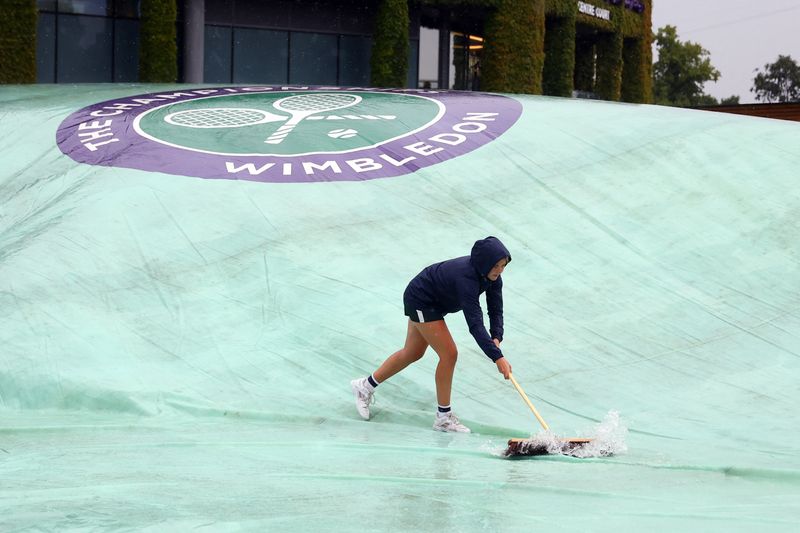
xmin=1 ymin=85 xmax=799 ymax=531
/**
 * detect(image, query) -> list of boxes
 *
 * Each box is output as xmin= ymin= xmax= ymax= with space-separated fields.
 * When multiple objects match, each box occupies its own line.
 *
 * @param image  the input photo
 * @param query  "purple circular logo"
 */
xmin=56 ymin=86 xmax=522 ymax=183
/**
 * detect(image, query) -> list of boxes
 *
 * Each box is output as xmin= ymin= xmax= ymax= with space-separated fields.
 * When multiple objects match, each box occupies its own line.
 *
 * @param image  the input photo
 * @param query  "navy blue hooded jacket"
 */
xmin=403 ymin=236 xmax=511 ymax=362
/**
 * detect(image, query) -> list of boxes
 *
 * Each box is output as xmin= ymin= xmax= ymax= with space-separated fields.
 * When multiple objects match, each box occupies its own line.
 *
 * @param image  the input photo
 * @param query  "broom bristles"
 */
xmin=504 ymin=437 xmax=594 ymax=457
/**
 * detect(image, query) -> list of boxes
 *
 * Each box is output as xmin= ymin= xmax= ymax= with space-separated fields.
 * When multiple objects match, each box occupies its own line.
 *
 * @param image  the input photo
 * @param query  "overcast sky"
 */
xmin=651 ymin=0 xmax=800 ymax=103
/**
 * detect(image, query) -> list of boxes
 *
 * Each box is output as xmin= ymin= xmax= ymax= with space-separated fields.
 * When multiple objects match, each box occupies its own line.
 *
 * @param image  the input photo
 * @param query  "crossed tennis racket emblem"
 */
xmin=164 ymin=93 xmax=392 ymax=145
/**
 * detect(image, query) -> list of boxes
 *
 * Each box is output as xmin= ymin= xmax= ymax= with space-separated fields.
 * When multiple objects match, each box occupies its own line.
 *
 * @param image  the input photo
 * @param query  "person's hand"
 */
xmin=495 ymin=357 xmax=511 ymax=379
xmin=493 ymin=338 xmax=501 ymax=349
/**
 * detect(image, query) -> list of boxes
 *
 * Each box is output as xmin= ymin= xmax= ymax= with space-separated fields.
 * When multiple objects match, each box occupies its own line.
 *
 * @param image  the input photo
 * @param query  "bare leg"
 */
xmin=412 ymin=320 xmax=458 ymax=407
xmin=372 ymin=320 xmax=428 ymax=383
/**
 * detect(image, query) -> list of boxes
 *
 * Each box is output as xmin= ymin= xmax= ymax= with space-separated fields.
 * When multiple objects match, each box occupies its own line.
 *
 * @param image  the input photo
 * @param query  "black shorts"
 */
xmin=404 ymin=302 xmax=445 ymax=323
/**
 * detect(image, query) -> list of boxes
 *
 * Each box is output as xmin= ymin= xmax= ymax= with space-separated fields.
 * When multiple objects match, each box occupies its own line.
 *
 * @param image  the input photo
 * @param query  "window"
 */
xmin=289 ymin=32 xmax=338 ymax=85
xmin=36 ymin=13 xmax=56 ymax=83
xmin=114 ymin=18 xmax=139 ymax=82
xmin=36 ymin=0 xmax=140 ymax=82
xmin=233 ymin=28 xmax=288 ymax=84
xmin=204 ymin=28 xmax=382 ymax=86
xmin=204 ymin=25 xmax=232 ymax=83
xmin=339 ymin=35 xmax=371 ymax=86
xmin=58 ymin=0 xmax=110 ymax=16
xmin=57 ymin=14 xmax=113 ymax=82
xmin=407 ymin=39 xmax=419 ymax=90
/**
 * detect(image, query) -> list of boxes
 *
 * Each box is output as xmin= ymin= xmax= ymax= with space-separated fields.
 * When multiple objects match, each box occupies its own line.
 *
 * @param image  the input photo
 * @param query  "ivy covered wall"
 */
xmin=4 ymin=0 xmax=652 ymax=101
xmin=574 ymin=36 xmax=595 ymax=93
xmin=542 ymin=12 xmax=576 ymax=97
xmin=595 ymin=29 xmax=623 ymax=100
xmin=0 ymin=0 xmax=37 ymax=84
xmin=411 ymin=0 xmax=651 ymax=101
xmin=551 ymin=0 xmax=651 ymax=102
xmin=481 ymin=0 xmax=545 ymax=94
xmin=139 ymin=0 xmax=177 ymax=83
xmin=371 ymin=0 xmax=410 ymax=87
xmin=620 ymin=1 xmax=652 ymax=103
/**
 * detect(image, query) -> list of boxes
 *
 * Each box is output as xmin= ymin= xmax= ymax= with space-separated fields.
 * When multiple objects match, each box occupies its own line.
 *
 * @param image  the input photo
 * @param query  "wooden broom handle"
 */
xmin=509 ymin=373 xmax=550 ymax=431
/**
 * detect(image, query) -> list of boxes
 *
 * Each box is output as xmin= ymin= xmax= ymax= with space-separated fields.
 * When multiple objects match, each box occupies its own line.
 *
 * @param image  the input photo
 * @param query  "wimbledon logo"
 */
xmin=56 ymin=86 xmax=522 ymax=183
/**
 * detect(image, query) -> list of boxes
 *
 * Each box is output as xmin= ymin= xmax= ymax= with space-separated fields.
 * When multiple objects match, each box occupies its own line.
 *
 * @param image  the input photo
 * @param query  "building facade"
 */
xmin=5 ymin=0 xmax=652 ymax=102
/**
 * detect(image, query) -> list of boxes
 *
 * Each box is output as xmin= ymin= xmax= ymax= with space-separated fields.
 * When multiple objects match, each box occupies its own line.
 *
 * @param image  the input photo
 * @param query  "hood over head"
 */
xmin=470 ymin=236 xmax=511 ymax=277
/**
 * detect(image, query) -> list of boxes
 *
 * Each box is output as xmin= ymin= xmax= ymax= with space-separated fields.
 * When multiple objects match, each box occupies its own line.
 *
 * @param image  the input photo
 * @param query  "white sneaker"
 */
xmin=433 ymin=412 xmax=471 ymax=433
xmin=350 ymin=378 xmax=375 ymax=420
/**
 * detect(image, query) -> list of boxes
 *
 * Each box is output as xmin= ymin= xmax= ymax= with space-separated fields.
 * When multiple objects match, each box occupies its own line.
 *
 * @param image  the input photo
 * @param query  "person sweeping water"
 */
xmin=351 ymin=236 xmax=512 ymax=433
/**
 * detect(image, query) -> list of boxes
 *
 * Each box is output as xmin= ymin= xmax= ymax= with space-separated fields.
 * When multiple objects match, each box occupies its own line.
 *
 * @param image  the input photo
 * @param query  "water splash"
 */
xmin=495 ymin=410 xmax=628 ymax=458
xmin=567 ymin=410 xmax=628 ymax=458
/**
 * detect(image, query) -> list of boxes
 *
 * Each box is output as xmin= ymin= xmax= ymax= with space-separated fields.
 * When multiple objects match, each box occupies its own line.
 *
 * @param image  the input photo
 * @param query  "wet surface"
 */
xmin=1 ymin=85 xmax=800 ymax=531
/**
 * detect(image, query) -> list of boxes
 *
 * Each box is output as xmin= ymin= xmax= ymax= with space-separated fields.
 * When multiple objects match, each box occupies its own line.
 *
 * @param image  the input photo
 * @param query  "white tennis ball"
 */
xmin=328 ymin=128 xmax=358 ymax=139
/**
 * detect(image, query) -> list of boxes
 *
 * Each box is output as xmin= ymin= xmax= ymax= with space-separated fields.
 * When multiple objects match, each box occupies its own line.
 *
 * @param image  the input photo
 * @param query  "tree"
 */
xmin=695 ymin=94 xmax=719 ymax=106
xmin=751 ymin=55 xmax=800 ymax=103
xmin=693 ymin=94 xmax=740 ymax=107
xmin=652 ymin=25 xmax=720 ymax=107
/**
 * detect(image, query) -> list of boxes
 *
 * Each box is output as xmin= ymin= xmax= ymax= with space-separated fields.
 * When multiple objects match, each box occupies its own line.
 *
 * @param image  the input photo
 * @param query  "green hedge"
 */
xmin=0 ymin=0 xmax=652 ymax=100
xmin=574 ymin=37 xmax=595 ymax=92
xmin=139 ymin=0 xmax=177 ymax=83
xmin=435 ymin=0 xmax=650 ymax=100
xmin=0 ymin=0 xmax=37 ymax=84
xmin=570 ymin=4 xmax=646 ymax=37
xmin=549 ymin=0 xmax=651 ymax=101
xmin=621 ymin=37 xmax=649 ymax=103
xmin=482 ymin=0 xmax=545 ymax=94
xmin=595 ymin=29 xmax=623 ymax=101
xmin=621 ymin=1 xmax=652 ymax=102
xmin=542 ymin=13 xmax=576 ymax=97
xmin=370 ymin=0 xmax=409 ymax=87
xmin=544 ymin=0 xmax=574 ymax=17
